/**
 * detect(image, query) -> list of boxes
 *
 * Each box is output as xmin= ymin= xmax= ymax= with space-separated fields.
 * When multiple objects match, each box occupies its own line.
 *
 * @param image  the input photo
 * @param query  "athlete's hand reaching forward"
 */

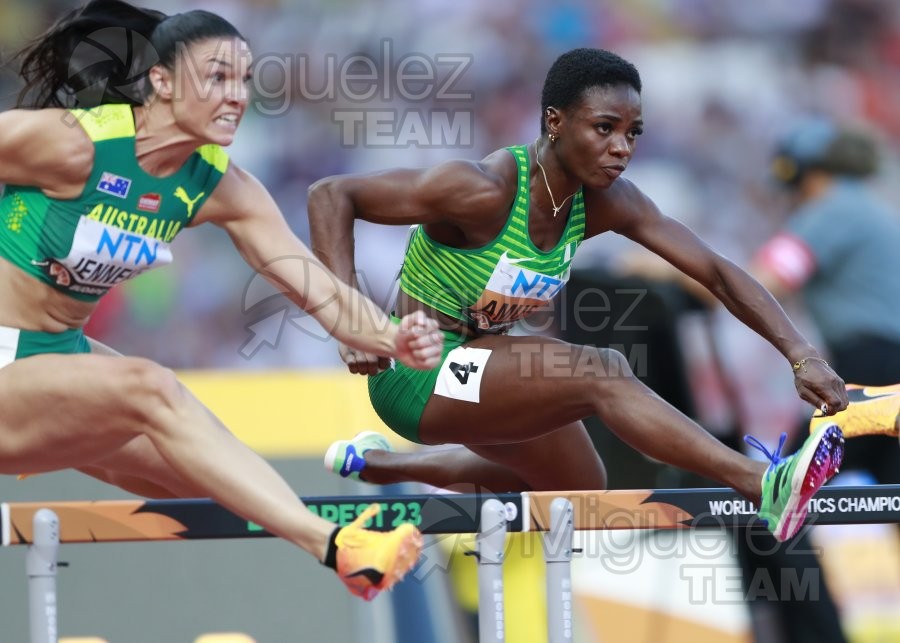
xmin=792 ymin=357 xmax=849 ymax=416
xmin=339 ymin=344 xmax=392 ymax=376
xmin=393 ymin=311 xmax=443 ymax=370
xmin=340 ymin=311 xmax=443 ymax=375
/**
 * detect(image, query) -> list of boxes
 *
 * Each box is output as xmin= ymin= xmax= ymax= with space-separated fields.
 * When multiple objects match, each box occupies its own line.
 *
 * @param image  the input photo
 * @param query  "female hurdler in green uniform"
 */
xmin=0 ymin=0 xmax=443 ymax=600
xmin=314 ymin=48 xmax=850 ymax=543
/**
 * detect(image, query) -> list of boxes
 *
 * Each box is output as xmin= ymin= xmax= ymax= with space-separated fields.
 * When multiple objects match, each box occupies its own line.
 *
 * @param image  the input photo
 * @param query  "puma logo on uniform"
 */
xmin=174 ymin=187 xmax=205 ymax=218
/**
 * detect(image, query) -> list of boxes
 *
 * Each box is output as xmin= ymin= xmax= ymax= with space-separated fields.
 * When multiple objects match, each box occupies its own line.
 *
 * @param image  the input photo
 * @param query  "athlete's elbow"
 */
xmin=308 ymin=177 xmax=350 ymax=222
xmin=307 ymin=176 xmax=341 ymax=208
xmin=307 ymin=175 xmax=332 ymax=198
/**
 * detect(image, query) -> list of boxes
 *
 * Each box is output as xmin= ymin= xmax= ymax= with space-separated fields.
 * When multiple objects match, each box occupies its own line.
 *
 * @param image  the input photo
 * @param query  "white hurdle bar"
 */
xmin=5 ymin=484 xmax=900 ymax=642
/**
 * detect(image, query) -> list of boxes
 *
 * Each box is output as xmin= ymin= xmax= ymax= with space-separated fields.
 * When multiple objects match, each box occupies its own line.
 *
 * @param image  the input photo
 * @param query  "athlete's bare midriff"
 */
xmin=0 ymin=256 xmax=96 ymax=331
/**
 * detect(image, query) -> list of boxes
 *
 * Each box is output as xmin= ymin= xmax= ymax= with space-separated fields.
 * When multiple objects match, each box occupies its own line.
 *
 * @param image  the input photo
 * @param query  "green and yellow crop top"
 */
xmin=399 ymin=145 xmax=586 ymax=333
xmin=0 ymin=104 xmax=228 ymax=301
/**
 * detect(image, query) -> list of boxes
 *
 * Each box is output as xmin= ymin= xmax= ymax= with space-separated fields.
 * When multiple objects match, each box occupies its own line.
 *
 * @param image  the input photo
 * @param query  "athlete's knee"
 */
xmin=116 ymin=358 xmax=185 ymax=425
xmin=593 ymin=346 xmax=635 ymax=381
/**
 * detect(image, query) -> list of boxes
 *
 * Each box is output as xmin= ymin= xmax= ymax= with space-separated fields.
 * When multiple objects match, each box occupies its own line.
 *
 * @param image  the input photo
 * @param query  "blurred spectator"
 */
xmin=617 ymin=116 xmax=900 ymax=643
xmin=752 ymin=118 xmax=900 ymax=466
xmin=738 ymin=116 xmax=900 ymax=643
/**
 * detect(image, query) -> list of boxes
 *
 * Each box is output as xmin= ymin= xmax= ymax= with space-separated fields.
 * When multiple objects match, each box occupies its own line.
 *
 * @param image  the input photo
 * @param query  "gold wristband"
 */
xmin=792 ymin=356 xmax=829 ymax=373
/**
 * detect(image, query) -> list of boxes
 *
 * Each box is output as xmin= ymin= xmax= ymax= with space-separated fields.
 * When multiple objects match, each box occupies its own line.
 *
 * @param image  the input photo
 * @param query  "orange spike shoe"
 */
xmin=334 ymin=503 xmax=423 ymax=601
xmin=810 ymin=384 xmax=900 ymax=439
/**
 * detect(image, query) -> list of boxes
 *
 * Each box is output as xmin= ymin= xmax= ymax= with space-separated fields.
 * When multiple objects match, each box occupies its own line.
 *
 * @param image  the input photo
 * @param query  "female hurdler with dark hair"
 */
xmin=314 ymin=48 xmax=850 ymax=543
xmin=0 ymin=0 xmax=443 ymax=600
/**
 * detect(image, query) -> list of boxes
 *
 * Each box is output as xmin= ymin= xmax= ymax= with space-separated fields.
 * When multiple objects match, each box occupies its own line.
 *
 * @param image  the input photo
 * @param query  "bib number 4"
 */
xmin=449 ymin=361 xmax=479 ymax=385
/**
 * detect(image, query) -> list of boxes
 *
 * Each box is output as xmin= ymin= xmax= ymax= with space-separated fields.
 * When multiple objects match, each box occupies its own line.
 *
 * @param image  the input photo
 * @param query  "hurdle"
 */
xmin=5 ymin=485 xmax=900 ymax=643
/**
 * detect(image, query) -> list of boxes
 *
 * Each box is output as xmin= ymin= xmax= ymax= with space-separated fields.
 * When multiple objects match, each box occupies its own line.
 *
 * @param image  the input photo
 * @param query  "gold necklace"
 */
xmin=534 ymin=137 xmax=579 ymax=218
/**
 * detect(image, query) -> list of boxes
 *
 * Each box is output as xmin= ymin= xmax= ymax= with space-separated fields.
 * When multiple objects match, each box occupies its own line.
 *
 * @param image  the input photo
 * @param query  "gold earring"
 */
xmin=549 ymin=133 xmax=558 ymax=143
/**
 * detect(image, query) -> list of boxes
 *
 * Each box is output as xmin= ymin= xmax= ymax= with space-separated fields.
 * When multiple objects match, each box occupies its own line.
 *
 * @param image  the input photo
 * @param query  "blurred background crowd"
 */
xmin=1 ymin=0 xmax=899 ymax=438
xmin=2 ymin=2 xmax=900 ymax=641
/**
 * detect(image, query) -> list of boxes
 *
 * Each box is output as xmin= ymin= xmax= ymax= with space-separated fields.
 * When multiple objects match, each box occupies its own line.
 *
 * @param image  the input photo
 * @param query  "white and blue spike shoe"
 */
xmin=324 ymin=431 xmax=393 ymax=481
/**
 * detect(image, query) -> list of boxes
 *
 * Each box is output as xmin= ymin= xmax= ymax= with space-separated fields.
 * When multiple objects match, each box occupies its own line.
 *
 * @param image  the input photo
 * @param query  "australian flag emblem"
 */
xmin=96 ymin=172 xmax=132 ymax=198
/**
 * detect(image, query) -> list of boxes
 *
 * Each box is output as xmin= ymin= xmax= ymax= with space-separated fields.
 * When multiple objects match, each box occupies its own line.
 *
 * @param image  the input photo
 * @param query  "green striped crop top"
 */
xmin=399 ymin=145 xmax=586 ymax=333
xmin=0 ymin=104 xmax=229 ymax=302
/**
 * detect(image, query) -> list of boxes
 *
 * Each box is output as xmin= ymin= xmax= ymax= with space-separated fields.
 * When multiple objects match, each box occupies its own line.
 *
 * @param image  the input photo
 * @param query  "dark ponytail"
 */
xmin=16 ymin=0 xmax=244 ymax=110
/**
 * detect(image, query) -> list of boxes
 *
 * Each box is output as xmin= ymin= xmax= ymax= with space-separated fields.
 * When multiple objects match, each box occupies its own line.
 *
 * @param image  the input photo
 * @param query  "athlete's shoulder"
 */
xmin=68 ymin=104 xmax=135 ymax=142
xmin=478 ymin=146 xmax=519 ymax=188
xmin=195 ymin=144 xmax=230 ymax=175
xmin=578 ymin=177 xmax=670 ymax=240
xmin=193 ymin=161 xmax=268 ymax=225
xmin=0 ymin=108 xmax=94 ymax=190
xmin=584 ymin=176 xmax=645 ymax=206
xmin=0 ymin=107 xmax=94 ymax=149
xmin=411 ymin=150 xmax=516 ymax=220
xmin=584 ymin=177 xmax=656 ymax=221
xmin=440 ymin=147 xmax=517 ymax=204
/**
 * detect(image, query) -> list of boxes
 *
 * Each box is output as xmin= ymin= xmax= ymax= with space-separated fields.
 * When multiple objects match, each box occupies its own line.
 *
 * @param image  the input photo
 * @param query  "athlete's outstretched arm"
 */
xmin=195 ymin=164 xmax=441 ymax=368
xmin=602 ymin=179 xmax=848 ymax=413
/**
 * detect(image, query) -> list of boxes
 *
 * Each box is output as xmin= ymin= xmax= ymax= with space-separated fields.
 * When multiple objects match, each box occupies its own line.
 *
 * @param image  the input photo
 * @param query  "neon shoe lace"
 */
xmin=744 ymin=432 xmax=788 ymax=471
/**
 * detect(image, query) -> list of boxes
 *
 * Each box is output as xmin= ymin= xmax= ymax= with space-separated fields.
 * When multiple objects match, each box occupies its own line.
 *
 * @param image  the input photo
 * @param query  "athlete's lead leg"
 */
xmin=417 ymin=335 xmax=766 ymax=501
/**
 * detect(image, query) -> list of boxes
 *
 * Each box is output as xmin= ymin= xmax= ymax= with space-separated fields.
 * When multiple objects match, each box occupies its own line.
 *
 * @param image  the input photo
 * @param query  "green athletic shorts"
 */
xmin=368 ymin=326 xmax=468 ymax=444
xmin=0 ymin=325 xmax=92 ymax=367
